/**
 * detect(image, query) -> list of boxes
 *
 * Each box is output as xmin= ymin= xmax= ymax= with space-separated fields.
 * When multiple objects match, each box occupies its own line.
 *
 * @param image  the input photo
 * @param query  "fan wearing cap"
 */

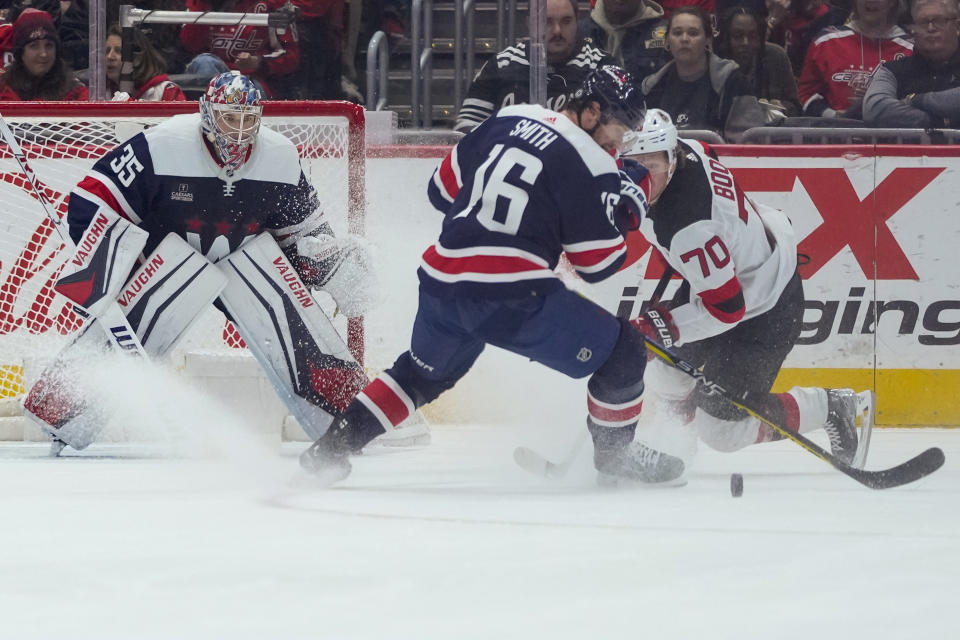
xmin=0 ymin=8 xmax=88 ymax=100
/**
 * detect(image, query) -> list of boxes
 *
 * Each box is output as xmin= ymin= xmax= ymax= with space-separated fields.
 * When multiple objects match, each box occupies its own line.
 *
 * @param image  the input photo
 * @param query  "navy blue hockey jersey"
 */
xmin=67 ymin=113 xmax=325 ymax=262
xmin=422 ymin=103 xmax=626 ymax=298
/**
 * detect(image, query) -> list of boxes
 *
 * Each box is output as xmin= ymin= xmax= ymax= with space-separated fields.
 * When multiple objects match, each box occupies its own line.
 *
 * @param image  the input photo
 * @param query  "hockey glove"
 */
xmin=617 ymin=156 xmax=648 ymax=185
xmin=293 ymin=234 xmax=380 ymax=317
xmin=631 ymin=306 xmax=679 ymax=359
xmin=614 ymin=157 xmax=649 ymax=236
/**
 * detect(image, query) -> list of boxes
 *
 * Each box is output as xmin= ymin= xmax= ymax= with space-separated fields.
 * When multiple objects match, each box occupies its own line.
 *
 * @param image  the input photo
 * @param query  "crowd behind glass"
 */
xmin=0 ymin=0 xmax=957 ymax=136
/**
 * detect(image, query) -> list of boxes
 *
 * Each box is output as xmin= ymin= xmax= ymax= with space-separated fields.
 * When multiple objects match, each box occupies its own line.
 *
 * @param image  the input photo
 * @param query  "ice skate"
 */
xmin=299 ymin=421 xmax=354 ymax=486
xmin=48 ymin=438 xmax=67 ymax=458
xmin=825 ymin=388 xmax=860 ymax=465
xmin=595 ymin=440 xmax=685 ymax=486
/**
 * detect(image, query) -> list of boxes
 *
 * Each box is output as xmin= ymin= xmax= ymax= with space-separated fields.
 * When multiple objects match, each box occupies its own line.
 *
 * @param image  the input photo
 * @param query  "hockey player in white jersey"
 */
xmin=24 ymin=71 xmax=388 ymax=453
xmin=616 ymin=109 xmax=874 ymax=479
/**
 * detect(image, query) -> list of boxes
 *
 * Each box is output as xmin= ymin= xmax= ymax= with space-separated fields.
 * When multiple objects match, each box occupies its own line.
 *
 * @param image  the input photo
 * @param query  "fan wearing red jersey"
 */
xmin=0 ymin=9 xmax=88 ymax=101
xmin=180 ymin=0 xmax=300 ymax=98
xmin=105 ymin=25 xmax=187 ymax=102
xmin=621 ymin=109 xmax=874 ymax=476
xmin=797 ymin=0 xmax=912 ymax=118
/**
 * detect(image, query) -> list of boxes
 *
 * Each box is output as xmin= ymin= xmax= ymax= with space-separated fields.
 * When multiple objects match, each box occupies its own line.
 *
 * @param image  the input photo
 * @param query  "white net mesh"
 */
xmin=0 ymin=103 xmax=363 ymax=402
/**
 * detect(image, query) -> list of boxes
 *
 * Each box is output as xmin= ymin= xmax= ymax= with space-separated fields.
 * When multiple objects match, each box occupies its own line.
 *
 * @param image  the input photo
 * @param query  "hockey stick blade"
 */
xmin=847 ymin=446 xmax=945 ymax=490
xmin=642 ymin=337 xmax=946 ymax=489
xmin=513 ymin=446 xmax=566 ymax=478
xmin=514 ymin=431 xmax=589 ymax=479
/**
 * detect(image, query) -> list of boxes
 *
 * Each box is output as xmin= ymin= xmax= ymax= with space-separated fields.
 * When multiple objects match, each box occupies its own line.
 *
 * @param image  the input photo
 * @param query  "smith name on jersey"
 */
xmin=641 ymin=139 xmax=797 ymax=345
xmin=423 ymin=103 xmax=627 ymax=298
xmin=67 ymin=113 xmax=325 ymax=261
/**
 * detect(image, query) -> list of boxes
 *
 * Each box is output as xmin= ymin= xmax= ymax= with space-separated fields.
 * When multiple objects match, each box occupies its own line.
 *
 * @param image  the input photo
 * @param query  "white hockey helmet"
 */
xmin=622 ymin=108 xmax=679 ymax=175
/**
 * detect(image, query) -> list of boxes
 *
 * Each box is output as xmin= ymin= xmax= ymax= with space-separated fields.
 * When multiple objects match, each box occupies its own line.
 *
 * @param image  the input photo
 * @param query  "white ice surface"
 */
xmin=0 ymin=423 xmax=957 ymax=640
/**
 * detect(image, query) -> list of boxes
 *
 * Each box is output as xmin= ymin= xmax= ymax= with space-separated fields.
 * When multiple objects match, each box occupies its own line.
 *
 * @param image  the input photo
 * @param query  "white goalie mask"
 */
xmin=621 ymin=109 xmax=679 ymax=180
xmin=199 ymin=71 xmax=263 ymax=173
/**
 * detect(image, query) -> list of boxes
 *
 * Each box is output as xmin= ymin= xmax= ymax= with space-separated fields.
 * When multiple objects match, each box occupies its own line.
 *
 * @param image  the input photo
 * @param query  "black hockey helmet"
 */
xmin=570 ymin=65 xmax=645 ymax=129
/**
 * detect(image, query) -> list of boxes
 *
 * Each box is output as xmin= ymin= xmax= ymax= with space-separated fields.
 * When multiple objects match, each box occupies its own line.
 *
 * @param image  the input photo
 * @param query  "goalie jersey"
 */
xmin=423 ymin=103 xmax=627 ymax=299
xmin=66 ymin=113 xmax=325 ymax=261
xmin=641 ymin=139 xmax=798 ymax=345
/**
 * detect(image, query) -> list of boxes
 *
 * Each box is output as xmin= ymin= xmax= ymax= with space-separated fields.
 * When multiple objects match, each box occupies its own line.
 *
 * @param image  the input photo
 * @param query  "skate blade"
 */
xmin=597 ymin=473 xmax=688 ymax=489
xmin=852 ymin=390 xmax=875 ymax=469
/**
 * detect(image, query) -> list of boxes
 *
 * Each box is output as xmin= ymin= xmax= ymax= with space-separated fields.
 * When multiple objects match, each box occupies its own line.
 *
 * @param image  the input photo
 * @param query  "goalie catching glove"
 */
xmin=631 ymin=306 xmax=679 ymax=359
xmin=292 ymin=234 xmax=379 ymax=317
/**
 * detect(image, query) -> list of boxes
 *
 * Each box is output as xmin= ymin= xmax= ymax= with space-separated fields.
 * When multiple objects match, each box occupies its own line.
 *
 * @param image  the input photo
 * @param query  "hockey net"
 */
xmin=0 ymin=101 xmax=366 ymax=416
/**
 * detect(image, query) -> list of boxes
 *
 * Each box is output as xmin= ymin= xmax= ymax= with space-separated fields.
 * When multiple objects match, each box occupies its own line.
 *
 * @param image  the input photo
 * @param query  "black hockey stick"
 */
xmin=514 ymin=266 xmax=676 ymax=479
xmin=643 ymin=337 xmax=945 ymax=490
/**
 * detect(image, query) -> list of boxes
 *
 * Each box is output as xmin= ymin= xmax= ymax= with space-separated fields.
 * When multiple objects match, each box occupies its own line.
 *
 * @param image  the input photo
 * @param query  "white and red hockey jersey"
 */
xmin=798 ymin=24 xmax=912 ymax=116
xmin=639 ymin=140 xmax=797 ymax=345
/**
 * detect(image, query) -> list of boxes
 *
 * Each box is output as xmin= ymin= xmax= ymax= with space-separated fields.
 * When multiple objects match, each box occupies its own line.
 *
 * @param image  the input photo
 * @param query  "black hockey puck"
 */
xmin=730 ymin=473 xmax=744 ymax=497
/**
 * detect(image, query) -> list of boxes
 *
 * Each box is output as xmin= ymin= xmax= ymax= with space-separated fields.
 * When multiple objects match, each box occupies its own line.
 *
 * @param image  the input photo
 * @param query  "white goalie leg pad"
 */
xmin=218 ymin=233 xmax=369 ymax=440
xmin=117 ymin=233 xmax=227 ymax=356
xmin=24 ymin=233 xmax=227 ymax=451
xmin=54 ymin=209 xmax=149 ymax=316
xmin=23 ymin=319 xmax=112 ymax=451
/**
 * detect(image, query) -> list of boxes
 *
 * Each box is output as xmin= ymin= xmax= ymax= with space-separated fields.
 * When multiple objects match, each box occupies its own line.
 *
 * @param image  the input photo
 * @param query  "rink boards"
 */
xmin=2 ymin=144 xmax=958 ymax=427
xmin=366 ymin=144 xmax=960 ymax=426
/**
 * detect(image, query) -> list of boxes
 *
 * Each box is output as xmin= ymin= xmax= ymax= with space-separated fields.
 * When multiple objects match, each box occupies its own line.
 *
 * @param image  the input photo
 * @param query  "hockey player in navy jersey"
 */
xmin=301 ymin=66 xmax=682 ymax=485
xmin=25 ymin=71 xmax=382 ymax=453
xmin=619 ymin=109 xmax=875 ymax=478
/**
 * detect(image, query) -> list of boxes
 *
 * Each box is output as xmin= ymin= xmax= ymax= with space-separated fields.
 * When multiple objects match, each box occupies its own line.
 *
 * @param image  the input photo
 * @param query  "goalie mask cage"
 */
xmin=0 ymin=101 xmax=366 ymax=414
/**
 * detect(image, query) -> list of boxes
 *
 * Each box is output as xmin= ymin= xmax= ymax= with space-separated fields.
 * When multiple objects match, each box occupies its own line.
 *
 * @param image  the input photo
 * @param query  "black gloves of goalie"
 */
xmin=614 ymin=157 xmax=649 ymax=236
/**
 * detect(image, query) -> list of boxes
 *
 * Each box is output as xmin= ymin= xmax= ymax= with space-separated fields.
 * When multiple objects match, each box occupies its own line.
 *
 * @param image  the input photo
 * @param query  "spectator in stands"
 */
xmin=863 ymin=0 xmax=960 ymax=127
xmin=0 ymin=2 xmax=13 ymax=68
xmin=766 ymin=0 xmax=846 ymax=76
xmin=640 ymin=6 xmax=761 ymax=136
xmin=0 ymin=8 xmax=88 ymax=100
xmin=455 ymin=0 xmax=614 ymax=133
xmin=797 ymin=0 xmax=912 ymax=118
xmin=288 ymin=0 xmax=345 ymax=99
xmin=715 ymin=5 xmax=801 ymax=115
xmin=105 ymin=25 xmax=187 ymax=101
xmin=579 ymin=0 xmax=670 ymax=82
xmin=105 ymin=1 xmax=191 ymax=75
xmin=179 ymin=0 xmax=300 ymax=98
xmin=5 ymin=0 xmax=88 ymax=71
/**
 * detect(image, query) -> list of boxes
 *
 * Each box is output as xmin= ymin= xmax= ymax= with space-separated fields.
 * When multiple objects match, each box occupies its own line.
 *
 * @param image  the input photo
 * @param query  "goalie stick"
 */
xmin=642 ymin=337 xmax=944 ymax=490
xmin=0 ymin=114 xmax=147 ymax=359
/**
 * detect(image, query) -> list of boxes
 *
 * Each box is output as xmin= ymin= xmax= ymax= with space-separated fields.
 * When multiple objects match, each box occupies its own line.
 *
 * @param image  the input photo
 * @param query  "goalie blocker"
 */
xmin=26 ymin=228 xmax=426 ymax=451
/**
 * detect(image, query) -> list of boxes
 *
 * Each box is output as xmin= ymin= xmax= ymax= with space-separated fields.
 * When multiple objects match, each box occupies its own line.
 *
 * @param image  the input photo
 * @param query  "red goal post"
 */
xmin=0 ymin=100 xmax=367 ymax=403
